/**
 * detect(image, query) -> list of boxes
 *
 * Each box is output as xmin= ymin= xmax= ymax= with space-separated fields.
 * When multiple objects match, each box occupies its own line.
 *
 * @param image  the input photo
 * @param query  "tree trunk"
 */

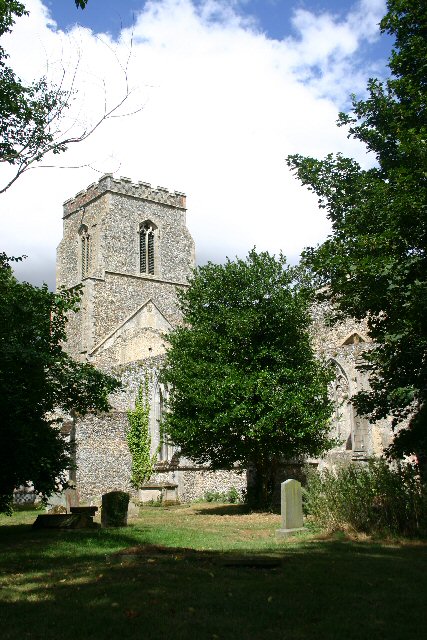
xmin=246 ymin=457 xmax=279 ymax=510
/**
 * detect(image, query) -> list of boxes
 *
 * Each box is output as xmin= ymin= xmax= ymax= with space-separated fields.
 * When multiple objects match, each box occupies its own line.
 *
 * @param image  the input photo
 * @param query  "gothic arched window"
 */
xmin=139 ymin=221 xmax=156 ymax=275
xmin=155 ymin=384 xmax=174 ymax=462
xmin=79 ymin=225 xmax=90 ymax=279
xmin=329 ymin=359 xmax=353 ymax=450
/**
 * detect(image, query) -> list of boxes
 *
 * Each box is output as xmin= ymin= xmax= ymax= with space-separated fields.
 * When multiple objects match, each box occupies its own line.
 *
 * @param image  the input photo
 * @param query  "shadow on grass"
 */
xmin=1 ymin=519 xmax=427 ymax=640
xmin=192 ymin=504 xmax=250 ymax=516
xmin=192 ymin=503 xmax=283 ymax=516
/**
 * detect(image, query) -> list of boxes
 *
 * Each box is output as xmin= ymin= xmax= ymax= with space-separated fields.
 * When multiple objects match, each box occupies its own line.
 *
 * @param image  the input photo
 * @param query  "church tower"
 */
xmin=56 ymin=175 xmax=205 ymax=500
xmin=57 ymin=174 xmax=195 ymax=367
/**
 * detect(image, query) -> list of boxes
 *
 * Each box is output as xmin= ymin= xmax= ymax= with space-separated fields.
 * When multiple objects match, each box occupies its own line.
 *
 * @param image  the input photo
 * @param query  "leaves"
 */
xmin=161 ymin=250 xmax=334 ymax=507
xmin=286 ymin=0 xmax=427 ymax=464
xmin=0 ymin=254 xmax=120 ymax=512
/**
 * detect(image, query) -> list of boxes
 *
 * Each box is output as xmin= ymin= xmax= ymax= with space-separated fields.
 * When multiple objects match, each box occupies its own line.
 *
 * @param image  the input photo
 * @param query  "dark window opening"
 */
xmin=140 ymin=222 xmax=156 ymax=274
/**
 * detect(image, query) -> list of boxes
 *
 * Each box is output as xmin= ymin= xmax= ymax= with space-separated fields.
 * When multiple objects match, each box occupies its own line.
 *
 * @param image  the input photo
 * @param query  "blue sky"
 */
xmin=2 ymin=0 xmax=393 ymax=287
xmin=47 ymin=0 xmax=393 ymax=61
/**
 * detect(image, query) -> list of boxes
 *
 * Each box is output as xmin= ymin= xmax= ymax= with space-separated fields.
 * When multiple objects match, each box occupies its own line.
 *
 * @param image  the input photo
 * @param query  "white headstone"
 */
xmin=276 ymin=479 xmax=304 ymax=538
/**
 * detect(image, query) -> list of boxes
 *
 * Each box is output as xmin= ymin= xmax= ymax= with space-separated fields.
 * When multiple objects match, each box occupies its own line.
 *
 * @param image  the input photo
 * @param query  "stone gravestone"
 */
xmin=101 ymin=491 xmax=130 ymax=527
xmin=276 ymin=479 xmax=304 ymax=538
xmin=64 ymin=487 xmax=79 ymax=512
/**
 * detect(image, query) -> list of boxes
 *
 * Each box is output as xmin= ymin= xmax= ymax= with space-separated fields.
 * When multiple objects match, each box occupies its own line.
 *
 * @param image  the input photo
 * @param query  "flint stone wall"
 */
xmin=57 ymin=174 xmax=194 ymax=363
xmin=74 ymin=359 xmax=248 ymax=502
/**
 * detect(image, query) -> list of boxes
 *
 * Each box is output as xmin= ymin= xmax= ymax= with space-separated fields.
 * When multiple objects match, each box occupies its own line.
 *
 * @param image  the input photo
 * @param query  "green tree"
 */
xmin=286 ymin=0 xmax=427 ymax=472
xmin=0 ymin=254 xmax=121 ymax=513
xmin=161 ymin=250 xmax=334 ymax=508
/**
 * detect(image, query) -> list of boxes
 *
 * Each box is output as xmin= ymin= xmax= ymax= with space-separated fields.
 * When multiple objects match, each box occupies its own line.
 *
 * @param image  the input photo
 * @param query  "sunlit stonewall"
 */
xmin=276 ymin=479 xmax=304 ymax=538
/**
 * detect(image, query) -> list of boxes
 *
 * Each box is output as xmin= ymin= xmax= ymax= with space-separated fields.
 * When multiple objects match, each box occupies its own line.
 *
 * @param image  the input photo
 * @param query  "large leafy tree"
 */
xmin=161 ymin=250 xmax=334 ymax=508
xmin=287 ymin=0 xmax=427 ymax=470
xmin=0 ymin=255 xmax=121 ymax=513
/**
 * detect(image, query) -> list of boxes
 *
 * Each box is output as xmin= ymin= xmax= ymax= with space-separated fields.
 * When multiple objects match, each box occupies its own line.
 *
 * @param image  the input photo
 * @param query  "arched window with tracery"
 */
xmin=154 ymin=383 xmax=174 ymax=462
xmin=79 ymin=225 xmax=90 ymax=279
xmin=139 ymin=221 xmax=156 ymax=275
xmin=329 ymin=359 xmax=353 ymax=450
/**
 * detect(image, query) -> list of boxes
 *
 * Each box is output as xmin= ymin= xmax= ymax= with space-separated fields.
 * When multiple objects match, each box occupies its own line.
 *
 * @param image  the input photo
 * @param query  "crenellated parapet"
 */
xmin=63 ymin=173 xmax=186 ymax=217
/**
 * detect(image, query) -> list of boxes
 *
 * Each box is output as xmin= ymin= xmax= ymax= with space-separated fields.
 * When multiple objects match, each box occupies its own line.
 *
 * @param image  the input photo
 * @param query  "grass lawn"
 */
xmin=1 ymin=503 xmax=426 ymax=639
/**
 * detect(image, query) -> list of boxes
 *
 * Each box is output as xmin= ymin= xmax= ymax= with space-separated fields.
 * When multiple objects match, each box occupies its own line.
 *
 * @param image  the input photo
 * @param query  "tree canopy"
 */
xmin=0 ymin=255 xmax=121 ymax=513
xmin=161 ymin=250 xmax=334 ymax=508
xmin=287 ymin=0 xmax=427 ymax=469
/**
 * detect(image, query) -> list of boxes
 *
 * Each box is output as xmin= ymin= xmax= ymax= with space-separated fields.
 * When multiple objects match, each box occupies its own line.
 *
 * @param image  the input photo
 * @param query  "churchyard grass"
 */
xmin=1 ymin=503 xmax=426 ymax=640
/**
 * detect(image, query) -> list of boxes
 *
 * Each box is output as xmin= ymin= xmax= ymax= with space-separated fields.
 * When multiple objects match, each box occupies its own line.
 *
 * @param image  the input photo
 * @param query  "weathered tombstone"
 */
xmin=64 ymin=487 xmax=79 ymax=512
xmin=101 ymin=491 xmax=130 ymax=527
xmin=276 ymin=479 xmax=304 ymax=538
xmin=127 ymin=499 xmax=140 ymax=519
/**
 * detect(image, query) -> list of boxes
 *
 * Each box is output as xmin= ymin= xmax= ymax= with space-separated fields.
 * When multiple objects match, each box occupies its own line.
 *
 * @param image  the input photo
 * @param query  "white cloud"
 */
xmin=0 ymin=0 xmax=387 ymax=288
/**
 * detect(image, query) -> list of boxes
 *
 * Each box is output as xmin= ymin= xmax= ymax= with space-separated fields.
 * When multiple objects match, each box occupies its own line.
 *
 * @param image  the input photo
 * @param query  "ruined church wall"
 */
xmin=74 ymin=411 xmax=134 ymax=499
xmin=310 ymin=301 xmax=393 ymax=462
xmin=74 ymin=360 xmax=246 ymax=502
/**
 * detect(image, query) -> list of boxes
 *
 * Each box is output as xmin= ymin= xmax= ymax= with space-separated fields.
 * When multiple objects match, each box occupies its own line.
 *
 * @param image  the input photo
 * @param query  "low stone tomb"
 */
xmin=33 ymin=511 xmax=98 ymax=529
xmin=138 ymin=483 xmax=178 ymax=505
xmin=276 ymin=479 xmax=304 ymax=538
xmin=33 ymin=505 xmax=99 ymax=529
xmin=101 ymin=491 xmax=130 ymax=527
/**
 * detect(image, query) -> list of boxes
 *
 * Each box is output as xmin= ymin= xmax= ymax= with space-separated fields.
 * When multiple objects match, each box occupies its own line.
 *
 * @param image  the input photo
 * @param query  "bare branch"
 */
xmin=0 ymin=22 xmax=141 ymax=194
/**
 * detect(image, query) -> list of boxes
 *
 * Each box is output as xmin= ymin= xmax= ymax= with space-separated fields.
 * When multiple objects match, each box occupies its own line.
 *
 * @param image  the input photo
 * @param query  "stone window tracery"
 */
xmin=329 ymin=360 xmax=352 ymax=447
xmin=154 ymin=383 xmax=174 ymax=462
xmin=329 ymin=359 xmax=370 ymax=457
xmin=139 ymin=221 xmax=156 ymax=275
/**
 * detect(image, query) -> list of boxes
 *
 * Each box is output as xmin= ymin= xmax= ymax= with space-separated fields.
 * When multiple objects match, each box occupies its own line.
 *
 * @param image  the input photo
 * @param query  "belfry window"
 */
xmin=140 ymin=222 xmax=156 ymax=275
xmin=80 ymin=225 xmax=90 ymax=279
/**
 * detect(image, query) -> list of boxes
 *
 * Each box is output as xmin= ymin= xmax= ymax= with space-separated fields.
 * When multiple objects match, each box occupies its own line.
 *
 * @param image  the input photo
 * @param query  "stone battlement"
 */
xmin=63 ymin=174 xmax=186 ymax=217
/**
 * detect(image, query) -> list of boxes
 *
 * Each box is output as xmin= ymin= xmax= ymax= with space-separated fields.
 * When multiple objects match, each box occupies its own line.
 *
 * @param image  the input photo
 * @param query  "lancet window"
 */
xmin=139 ymin=221 xmax=156 ymax=275
xmin=79 ymin=225 xmax=90 ymax=279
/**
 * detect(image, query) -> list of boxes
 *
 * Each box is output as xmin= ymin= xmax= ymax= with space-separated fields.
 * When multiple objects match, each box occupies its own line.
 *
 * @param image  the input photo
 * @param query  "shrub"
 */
xmin=304 ymin=458 xmax=427 ymax=536
xmin=203 ymin=487 xmax=242 ymax=504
